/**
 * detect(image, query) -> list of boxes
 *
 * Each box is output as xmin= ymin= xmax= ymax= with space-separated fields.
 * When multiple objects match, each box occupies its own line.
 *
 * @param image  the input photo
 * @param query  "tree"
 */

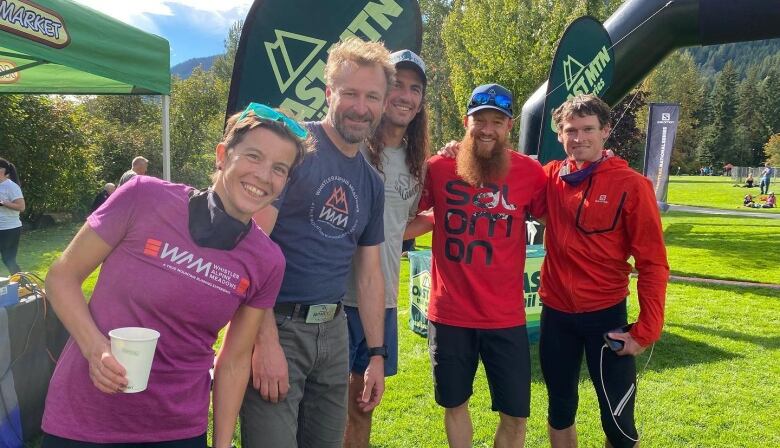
xmin=212 ymin=20 xmax=244 ymax=83
xmin=441 ymin=0 xmax=621 ymax=146
xmin=735 ymin=66 xmax=769 ymax=166
xmin=169 ymin=67 xmax=228 ymax=187
xmin=0 ymin=95 xmax=97 ymax=220
xmin=605 ymin=89 xmax=648 ymax=169
xmin=765 ymin=134 xmax=780 ymax=166
xmin=640 ymin=50 xmax=704 ymax=173
xmin=698 ymin=61 xmax=739 ymax=166
xmin=419 ymin=0 xmax=461 ymax=150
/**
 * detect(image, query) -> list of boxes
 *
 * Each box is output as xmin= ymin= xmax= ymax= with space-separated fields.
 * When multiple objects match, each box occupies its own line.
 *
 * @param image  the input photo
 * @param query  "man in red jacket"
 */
xmin=535 ymin=94 xmax=669 ymax=448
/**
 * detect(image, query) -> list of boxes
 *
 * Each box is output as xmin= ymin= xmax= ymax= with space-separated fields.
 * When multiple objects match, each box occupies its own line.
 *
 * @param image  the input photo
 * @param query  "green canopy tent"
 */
xmin=0 ymin=0 xmax=173 ymax=179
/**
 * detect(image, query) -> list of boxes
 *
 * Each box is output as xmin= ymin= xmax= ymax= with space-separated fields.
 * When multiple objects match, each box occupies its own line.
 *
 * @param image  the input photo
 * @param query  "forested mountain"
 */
xmin=687 ymin=38 xmax=780 ymax=80
xmin=171 ymin=55 xmax=219 ymax=79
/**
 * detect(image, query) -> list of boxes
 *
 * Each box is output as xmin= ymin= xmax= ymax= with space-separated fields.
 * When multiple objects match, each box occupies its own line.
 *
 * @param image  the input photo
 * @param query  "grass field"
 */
xmin=667 ymin=175 xmax=779 ymax=214
xmin=372 ymin=234 xmax=780 ymax=447
xmin=13 ymin=205 xmax=780 ymax=447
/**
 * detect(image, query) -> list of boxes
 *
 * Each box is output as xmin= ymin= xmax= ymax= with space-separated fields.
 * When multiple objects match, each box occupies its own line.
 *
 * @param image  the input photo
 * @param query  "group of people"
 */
xmin=90 ymin=156 xmax=150 ymax=213
xmin=41 ymin=38 xmax=668 ymax=448
xmin=741 ymin=163 xmax=775 ymax=208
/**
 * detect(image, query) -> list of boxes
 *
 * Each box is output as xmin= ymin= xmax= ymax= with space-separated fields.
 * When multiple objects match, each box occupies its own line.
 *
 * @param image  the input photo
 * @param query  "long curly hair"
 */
xmin=366 ymin=106 xmax=429 ymax=184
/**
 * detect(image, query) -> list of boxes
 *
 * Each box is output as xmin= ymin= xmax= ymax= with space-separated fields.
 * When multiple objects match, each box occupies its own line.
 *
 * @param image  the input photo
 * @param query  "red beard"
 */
xmin=456 ymin=132 xmax=510 ymax=186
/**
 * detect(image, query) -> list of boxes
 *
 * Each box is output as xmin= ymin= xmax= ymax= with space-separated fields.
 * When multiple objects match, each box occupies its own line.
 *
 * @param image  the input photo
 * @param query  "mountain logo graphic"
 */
xmin=563 ymin=55 xmax=585 ymax=91
xmin=264 ymin=30 xmax=327 ymax=94
xmin=324 ymin=186 xmax=349 ymax=214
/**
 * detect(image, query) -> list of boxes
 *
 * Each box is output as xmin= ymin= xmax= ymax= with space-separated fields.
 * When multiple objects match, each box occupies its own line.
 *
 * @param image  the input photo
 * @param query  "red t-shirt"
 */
xmin=418 ymin=151 xmax=546 ymax=329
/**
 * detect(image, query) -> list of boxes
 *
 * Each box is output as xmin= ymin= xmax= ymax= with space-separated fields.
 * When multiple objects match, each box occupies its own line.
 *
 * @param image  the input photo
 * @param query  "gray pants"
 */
xmin=240 ymin=310 xmax=349 ymax=448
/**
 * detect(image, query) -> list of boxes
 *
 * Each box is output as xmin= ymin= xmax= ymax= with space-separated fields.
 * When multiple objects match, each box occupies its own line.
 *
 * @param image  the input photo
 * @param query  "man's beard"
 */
xmin=456 ymin=132 xmax=510 ymax=186
xmin=332 ymin=109 xmax=379 ymax=144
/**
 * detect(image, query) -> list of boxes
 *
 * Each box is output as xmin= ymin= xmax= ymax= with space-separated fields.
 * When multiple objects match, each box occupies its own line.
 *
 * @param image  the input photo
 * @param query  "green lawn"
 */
xmin=374 ymin=252 xmax=780 ymax=447
xmin=662 ymin=212 xmax=780 ymax=283
xmin=16 ymin=215 xmax=780 ymax=447
xmin=667 ymin=175 xmax=779 ymax=214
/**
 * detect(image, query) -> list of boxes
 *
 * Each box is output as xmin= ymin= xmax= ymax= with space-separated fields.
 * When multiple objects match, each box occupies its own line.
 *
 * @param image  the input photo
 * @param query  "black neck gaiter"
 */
xmin=188 ymin=188 xmax=251 ymax=250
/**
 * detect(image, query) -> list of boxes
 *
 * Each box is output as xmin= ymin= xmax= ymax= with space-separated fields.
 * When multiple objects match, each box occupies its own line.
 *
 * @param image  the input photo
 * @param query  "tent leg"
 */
xmin=162 ymin=95 xmax=171 ymax=181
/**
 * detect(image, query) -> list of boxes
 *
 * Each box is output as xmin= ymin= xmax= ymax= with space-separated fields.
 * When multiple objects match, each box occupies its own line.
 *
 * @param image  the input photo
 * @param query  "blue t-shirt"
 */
xmin=271 ymin=122 xmax=385 ymax=304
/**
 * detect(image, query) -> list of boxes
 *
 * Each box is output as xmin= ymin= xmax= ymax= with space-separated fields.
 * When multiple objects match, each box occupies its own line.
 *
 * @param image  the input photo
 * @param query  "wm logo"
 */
xmin=324 ymin=186 xmax=350 ymax=214
xmin=265 ymin=30 xmax=326 ymax=94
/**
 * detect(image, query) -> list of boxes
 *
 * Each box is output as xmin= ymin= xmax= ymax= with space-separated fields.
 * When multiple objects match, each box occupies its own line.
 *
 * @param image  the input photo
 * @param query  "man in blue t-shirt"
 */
xmin=240 ymin=38 xmax=391 ymax=448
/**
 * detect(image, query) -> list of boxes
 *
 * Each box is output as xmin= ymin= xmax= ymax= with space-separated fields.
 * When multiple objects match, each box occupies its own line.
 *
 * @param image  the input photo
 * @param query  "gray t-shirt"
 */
xmin=344 ymin=144 xmax=421 ymax=308
xmin=0 ymin=179 xmax=23 ymax=230
xmin=271 ymin=122 xmax=385 ymax=305
xmin=118 ymin=170 xmax=137 ymax=186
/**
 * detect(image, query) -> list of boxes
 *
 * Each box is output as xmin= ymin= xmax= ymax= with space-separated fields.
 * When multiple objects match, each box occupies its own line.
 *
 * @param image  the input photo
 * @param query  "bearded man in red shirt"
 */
xmin=406 ymin=84 xmax=546 ymax=448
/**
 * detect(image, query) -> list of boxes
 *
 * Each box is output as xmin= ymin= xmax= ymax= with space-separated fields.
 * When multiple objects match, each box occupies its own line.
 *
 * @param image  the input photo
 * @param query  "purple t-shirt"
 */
xmin=42 ymin=176 xmax=284 ymax=443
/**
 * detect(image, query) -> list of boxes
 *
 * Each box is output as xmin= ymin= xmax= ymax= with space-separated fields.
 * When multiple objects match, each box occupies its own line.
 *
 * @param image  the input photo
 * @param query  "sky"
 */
xmin=75 ymin=1 xmax=253 ymax=66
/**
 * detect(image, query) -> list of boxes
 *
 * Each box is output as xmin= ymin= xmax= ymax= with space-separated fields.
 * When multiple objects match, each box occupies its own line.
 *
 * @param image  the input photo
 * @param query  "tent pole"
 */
xmin=162 ymin=95 xmax=171 ymax=181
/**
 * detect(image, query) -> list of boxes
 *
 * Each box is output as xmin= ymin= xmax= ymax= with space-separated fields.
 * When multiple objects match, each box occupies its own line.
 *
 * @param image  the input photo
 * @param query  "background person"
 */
xmin=0 ymin=158 xmax=25 ymax=275
xmin=759 ymin=162 xmax=774 ymax=195
xmin=118 ymin=156 xmax=149 ymax=186
xmin=90 ymin=182 xmax=116 ymax=213
xmin=41 ymin=105 xmax=308 ymax=448
xmin=343 ymin=49 xmax=429 ymax=448
xmin=762 ymin=192 xmax=775 ymax=208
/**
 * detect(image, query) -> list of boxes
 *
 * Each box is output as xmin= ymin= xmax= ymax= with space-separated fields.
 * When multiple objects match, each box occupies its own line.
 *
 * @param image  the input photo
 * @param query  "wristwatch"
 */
xmin=367 ymin=345 xmax=388 ymax=359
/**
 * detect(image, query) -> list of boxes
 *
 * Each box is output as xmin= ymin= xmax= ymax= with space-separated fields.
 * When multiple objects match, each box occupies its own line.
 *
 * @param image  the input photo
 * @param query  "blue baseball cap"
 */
xmin=389 ymin=49 xmax=426 ymax=86
xmin=467 ymin=83 xmax=513 ymax=118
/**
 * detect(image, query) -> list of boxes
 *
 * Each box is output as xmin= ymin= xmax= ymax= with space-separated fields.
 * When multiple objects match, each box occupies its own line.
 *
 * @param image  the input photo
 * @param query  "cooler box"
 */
xmin=408 ymin=244 xmax=545 ymax=342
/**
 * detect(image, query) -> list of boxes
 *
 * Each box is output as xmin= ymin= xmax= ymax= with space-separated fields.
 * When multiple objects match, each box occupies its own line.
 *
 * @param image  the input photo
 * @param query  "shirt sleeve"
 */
xmin=87 ymin=176 xmax=142 ymax=248
xmin=358 ymin=176 xmax=385 ymax=246
xmin=245 ymin=246 xmax=286 ymax=309
xmin=8 ymin=182 xmax=22 ymax=200
xmin=528 ymin=160 xmax=549 ymax=219
xmin=625 ymin=177 xmax=670 ymax=346
xmin=417 ymin=160 xmax=435 ymax=213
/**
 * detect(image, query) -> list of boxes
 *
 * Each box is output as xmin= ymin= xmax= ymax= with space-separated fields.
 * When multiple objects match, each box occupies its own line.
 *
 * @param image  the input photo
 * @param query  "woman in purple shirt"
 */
xmin=41 ymin=105 xmax=309 ymax=448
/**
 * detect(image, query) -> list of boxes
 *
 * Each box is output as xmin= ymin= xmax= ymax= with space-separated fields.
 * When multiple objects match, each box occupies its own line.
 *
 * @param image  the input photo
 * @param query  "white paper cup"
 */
xmin=109 ymin=327 xmax=160 ymax=393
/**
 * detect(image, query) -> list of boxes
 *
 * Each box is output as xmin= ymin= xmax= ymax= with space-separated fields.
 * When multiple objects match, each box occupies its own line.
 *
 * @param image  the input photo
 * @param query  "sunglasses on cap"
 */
xmin=468 ymin=92 xmax=513 ymax=113
xmin=237 ymin=103 xmax=308 ymax=139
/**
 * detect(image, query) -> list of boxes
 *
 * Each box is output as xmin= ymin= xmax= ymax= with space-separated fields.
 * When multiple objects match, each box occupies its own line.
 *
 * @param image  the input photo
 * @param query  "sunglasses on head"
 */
xmin=468 ymin=92 xmax=513 ymax=113
xmin=238 ymin=103 xmax=309 ymax=139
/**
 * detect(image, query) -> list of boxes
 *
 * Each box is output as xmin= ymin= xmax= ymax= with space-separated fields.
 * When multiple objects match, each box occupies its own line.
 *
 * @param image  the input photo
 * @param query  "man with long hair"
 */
xmin=241 ymin=38 xmax=391 ymax=447
xmin=343 ymin=49 xmax=429 ymax=448
xmin=405 ymin=84 xmax=546 ymax=448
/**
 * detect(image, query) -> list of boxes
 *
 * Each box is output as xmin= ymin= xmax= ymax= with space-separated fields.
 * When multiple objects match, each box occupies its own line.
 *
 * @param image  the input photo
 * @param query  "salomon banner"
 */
xmin=408 ymin=246 xmax=545 ymax=342
xmin=643 ymin=103 xmax=679 ymax=211
xmin=227 ymin=0 xmax=422 ymax=120
xmin=537 ymin=17 xmax=614 ymax=164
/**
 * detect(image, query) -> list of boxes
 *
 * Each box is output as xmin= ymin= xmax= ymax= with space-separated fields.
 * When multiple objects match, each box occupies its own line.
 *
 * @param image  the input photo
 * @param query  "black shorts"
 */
xmin=428 ymin=321 xmax=531 ymax=418
xmin=41 ymin=433 xmax=207 ymax=448
xmin=539 ymin=302 xmax=638 ymax=448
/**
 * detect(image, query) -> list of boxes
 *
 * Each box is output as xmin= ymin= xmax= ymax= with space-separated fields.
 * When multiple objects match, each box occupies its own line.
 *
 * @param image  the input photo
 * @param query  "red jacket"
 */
xmin=534 ymin=157 xmax=669 ymax=346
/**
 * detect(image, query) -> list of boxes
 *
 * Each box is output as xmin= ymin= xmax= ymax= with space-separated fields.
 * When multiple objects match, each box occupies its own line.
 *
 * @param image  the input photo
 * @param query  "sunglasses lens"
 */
xmin=241 ymin=103 xmax=308 ymax=139
xmin=471 ymin=92 xmax=491 ymax=106
xmin=494 ymin=95 xmax=512 ymax=110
